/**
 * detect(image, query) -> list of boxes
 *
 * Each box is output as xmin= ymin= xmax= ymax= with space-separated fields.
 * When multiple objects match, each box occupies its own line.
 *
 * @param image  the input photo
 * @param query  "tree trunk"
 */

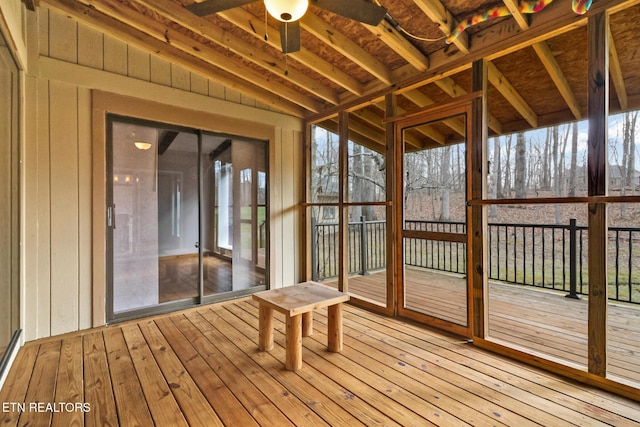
xmin=514 ymin=132 xmax=527 ymax=198
xmin=568 ymin=122 xmax=578 ymax=197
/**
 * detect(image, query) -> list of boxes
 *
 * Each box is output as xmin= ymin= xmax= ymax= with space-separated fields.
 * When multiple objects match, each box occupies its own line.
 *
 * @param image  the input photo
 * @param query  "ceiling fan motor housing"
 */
xmin=264 ymin=0 xmax=309 ymax=22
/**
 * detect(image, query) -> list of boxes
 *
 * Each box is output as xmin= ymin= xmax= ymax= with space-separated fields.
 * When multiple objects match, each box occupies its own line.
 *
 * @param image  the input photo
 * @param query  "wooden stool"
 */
xmin=252 ymin=282 xmax=350 ymax=371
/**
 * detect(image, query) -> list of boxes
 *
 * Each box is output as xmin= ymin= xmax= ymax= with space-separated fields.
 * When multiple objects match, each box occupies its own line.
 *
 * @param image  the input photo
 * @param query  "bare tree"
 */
xmin=568 ymin=122 xmax=578 ymax=197
xmin=504 ymin=135 xmax=512 ymax=195
xmin=514 ymin=132 xmax=527 ymax=198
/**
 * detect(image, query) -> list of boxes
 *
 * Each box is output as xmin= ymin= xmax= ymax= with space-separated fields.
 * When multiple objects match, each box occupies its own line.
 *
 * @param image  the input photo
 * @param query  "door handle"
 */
xmin=195 ymin=242 xmax=199 ymax=248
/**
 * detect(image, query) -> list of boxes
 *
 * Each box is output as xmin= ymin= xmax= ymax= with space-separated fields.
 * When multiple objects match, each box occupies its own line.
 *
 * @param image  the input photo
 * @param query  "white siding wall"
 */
xmin=22 ymin=7 xmax=304 ymax=340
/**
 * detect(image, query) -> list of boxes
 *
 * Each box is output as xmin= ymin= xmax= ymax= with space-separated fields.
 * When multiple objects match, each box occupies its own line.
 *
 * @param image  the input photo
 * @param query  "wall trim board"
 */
xmin=41 ymin=56 xmax=303 ymax=132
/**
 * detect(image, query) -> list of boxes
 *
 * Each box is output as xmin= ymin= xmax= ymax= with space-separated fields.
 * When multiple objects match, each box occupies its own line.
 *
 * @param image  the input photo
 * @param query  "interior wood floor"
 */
xmin=327 ymin=268 xmax=640 ymax=386
xmin=1 ymin=299 xmax=639 ymax=426
xmin=159 ymin=255 xmax=266 ymax=303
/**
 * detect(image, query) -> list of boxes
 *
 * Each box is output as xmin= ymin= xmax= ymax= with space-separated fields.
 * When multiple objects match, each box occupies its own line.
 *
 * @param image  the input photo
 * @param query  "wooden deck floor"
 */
xmin=1 ymin=299 xmax=639 ymax=426
xmin=327 ymin=268 xmax=640 ymax=386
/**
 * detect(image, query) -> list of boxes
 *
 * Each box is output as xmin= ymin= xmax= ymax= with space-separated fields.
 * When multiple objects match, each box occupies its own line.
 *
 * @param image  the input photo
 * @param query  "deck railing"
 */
xmin=311 ymin=217 xmax=640 ymax=304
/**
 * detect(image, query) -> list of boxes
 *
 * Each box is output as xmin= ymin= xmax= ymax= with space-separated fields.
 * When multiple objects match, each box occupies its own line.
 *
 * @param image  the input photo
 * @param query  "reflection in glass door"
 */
xmin=397 ymin=107 xmax=470 ymax=336
xmin=108 ymin=118 xmax=268 ymax=322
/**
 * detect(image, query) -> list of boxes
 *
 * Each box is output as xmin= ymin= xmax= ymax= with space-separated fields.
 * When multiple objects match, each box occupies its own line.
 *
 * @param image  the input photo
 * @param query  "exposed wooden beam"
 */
xmin=350 ymin=108 xmax=435 ymax=148
xmin=412 ymin=0 xmax=469 ymax=53
xmin=301 ymin=12 xmax=392 ymax=84
xmin=531 ymin=42 xmax=583 ymax=119
xmin=502 ymin=0 xmax=529 ymax=28
xmin=42 ymin=0 xmax=307 ymax=117
xmin=487 ymin=61 xmax=538 ymax=128
xmin=608 ymin=24 xmax=628 ymax=110
xmin=402 ymin=90 xmax=466 ymax=136
xmin=364 ymin=20 xmax=430 ymax=72
xmin=136 ymin=0 xmax=340 ymax=105
xmin=434 ymin=76 xmax=502 ymax=134
xmin=72 ymin=0 xmax=323 ymax=112
xmin=219 ymin=8 xmax=364 ymax=96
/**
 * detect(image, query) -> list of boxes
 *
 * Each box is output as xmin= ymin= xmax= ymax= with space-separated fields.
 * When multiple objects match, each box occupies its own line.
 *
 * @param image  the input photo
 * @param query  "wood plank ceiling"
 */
xmin=39 ymin=0 xmax=640 ymax=151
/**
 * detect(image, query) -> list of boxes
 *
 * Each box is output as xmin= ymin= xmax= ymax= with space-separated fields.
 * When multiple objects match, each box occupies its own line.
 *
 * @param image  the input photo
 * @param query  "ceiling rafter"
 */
xmin=43 ymin=0 xmax=308 ymax=116
xmin=487 ymin=61 xmax=538 ymax=128
xmin=219 ymin=8 xmax=365 ymax=96
xmin=531 ymin=42 xmax=582 ymax=119
xmin=411 ymin=0 xmax=469 ymax=53
xmin=435 ymin=76 xmax=503 ymax=134
xmin=608 ymin=24 xmax=628 ymax=110
xmin=300 ymin=12 xmax=393 ymax=84
xmin=364 ymin=19 xmax=430 ymax=72
xmin=502 ymin=0 xmax=529 ymax=28
xmin=501 ymin=0 xmax=582 ymax=120
xmin=72 ymin=0 xmax=324 ymax=112
xmin=135 ymin=0 xmax=340 ymax=105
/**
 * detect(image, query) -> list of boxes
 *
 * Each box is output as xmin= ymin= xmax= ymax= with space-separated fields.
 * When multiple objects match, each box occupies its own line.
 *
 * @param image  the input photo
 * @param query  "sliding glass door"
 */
xmin=107 ymin=116 xmax=268 ymax=322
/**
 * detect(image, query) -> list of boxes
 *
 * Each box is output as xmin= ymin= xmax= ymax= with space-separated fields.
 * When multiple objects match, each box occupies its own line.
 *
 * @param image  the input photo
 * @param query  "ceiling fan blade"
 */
xmin=280 ymin=21 xmax=301 ymax=54
xmin=187 ymin=0 xmax=255 ymax=17
xmin=313 ymin=0 xmax=387 ymax=26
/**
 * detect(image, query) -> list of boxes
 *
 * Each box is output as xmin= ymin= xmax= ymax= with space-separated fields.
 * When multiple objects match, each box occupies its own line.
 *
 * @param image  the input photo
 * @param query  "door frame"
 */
xmin=393 ymin=95 xmax=477 ymax=338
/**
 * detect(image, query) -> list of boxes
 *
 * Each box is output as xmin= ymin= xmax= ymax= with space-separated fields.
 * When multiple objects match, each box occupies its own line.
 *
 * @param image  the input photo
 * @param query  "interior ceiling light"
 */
xmin=187 ymin=0 xmax=387 ymax=54
xmin=264 ymin=0 xmax=308 ymax=22
xmin=134 ymin=141 xmax=152 ymax=150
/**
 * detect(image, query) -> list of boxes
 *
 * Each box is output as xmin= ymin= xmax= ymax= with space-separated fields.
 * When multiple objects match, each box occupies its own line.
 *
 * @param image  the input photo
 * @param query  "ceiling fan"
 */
xmin=187 ymin=0 xmax=388 ymax=54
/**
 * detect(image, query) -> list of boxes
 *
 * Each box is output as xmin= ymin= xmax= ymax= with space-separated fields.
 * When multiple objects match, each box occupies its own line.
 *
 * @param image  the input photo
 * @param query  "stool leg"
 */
xmin=286 ymin=314 xmax=302 ymax=371
xmin=258 ymin=304 xmax=274 ymax=351
xmin=327 ymin=303 xmax=343 ymax=352
xmin=302 ymin=311 xmax=313 ymax=337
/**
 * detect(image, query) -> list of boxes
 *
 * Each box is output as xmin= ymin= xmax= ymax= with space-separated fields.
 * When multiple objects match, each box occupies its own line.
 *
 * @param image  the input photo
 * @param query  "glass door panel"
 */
xmin=202 ymin=136 xmax=267 ymax=297
xmin=157 ymin=132 xmax=200 ymax=303
xmin=111 ymin=123 xmax=199 ymax=317
xmin=399 ymin=111 xmax=470 ymax=333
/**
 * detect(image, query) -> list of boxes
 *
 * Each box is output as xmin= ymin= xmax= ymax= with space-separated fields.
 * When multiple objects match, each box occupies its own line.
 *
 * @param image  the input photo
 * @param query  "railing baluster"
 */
xmin=311 ymin=218 xmax=638 ymax=305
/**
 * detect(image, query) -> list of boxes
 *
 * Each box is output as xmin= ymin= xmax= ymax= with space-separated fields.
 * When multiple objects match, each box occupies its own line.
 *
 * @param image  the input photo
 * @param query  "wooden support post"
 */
xmin=338 ymin=110 xmax=349 ymax=293
xmin=258 ymin=304 xmax=274 ymax=351
xmin=327 ymin=304 xmax=343 ymax=352
xmin=286 ymin=314 xmax=303 ymax=371
xmin=587 ymin=11 xmax=609 ymax=377
xmin=385 ymin=93 xmax=398 ymax=314
xmin=470 ymin=59 xmax=489 ymax=338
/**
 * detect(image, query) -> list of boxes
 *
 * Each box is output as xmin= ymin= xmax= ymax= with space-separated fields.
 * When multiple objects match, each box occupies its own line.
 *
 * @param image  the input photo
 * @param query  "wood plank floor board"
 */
xmin=176 ymin=311 xmax=299 ymax=427
xmin=153 ymin=315 xmax=263 ymax=427
xmin=136 ymin=320 xmax=224 ymax=427
xmin=82 ymin=331 xmax=118 ymax=427
xmin=199 ymin=308 xmax=371 ymax=427
xmin=17 ymin=341 xmax=61 ymax=427
xmin=120 ymin=324 xmax=189 ymax=427
xmin=341 ymin=307 xmax=640 ymax=426
xmin=170 ymin=311 xmax=330 ymax=427
xmin=337 ymin=314 xmax=605 ymax=427
xmin=2 ymin=299 xmax=639 ymax=427
xmin=209 ymin=305 xmax=396 ymax=427
xmin=0 ymin=343 xmax=39 ymax=426
xmin=103 ymin=327 xmax=155 ymax=427
xmin=51 ymin=336 xmax=84 ymax=427
xmin=293 ymin=309 xmax=545 ymax=427
xmin=257 ymin=302 xmax=579 ymax=427
xmin=224 ymin=302 xmax=467 ymax=427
